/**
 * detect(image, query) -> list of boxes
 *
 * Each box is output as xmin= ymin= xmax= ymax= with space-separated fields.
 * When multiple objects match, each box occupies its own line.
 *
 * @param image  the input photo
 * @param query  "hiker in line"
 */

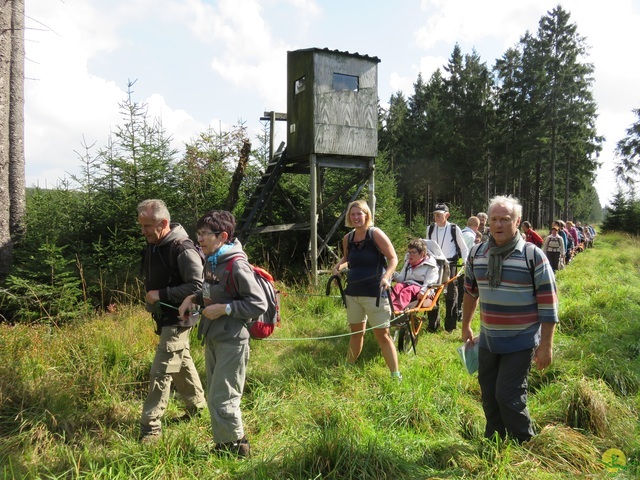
xmin=476 ymin=212 xmax=490 ymax=243
xmin=390 ymin=238 xmax=439 ymax=313
xmin=566 ymin=221 xmax=580 ymax=253
xmin=521 ymin=221 xmax=543 ymax=248
xmin=332 ymin=199 xmax=401 ymax=380
xmin=461 ymin=216 xmax=481 ymax=250
xmin=426 ymin=203 xmax=469 ymax=333
xmin=462 ymin=195 xmax=558 ymax=443
xmin=137 ymin=199 xmax=206 ymax=444
xmin=459 ymin=216 xmax=481 ymax=315
xmin=554 ymin=220 xmax=573 ymax=264
xmin=542 ymin=225 xmax=566 ymax=272
xmin=179 ymin=210 xmax=267 ymax=458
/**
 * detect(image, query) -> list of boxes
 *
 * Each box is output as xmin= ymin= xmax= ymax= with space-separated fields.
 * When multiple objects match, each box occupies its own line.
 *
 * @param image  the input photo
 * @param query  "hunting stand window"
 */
xmin=333 ymin=73 xmax=359 ymax=91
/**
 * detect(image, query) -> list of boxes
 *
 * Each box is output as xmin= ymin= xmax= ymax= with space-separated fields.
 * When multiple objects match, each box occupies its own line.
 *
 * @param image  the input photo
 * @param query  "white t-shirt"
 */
xmin=428 ymin=222 xmax=470 ymax=261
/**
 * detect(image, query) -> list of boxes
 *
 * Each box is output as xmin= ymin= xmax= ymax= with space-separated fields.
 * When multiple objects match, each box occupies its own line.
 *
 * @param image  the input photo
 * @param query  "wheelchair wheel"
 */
xmin=397 ymin=324 xmax=415 ymax=353
xmin=397 ymin=312 xmax=425 ymax=354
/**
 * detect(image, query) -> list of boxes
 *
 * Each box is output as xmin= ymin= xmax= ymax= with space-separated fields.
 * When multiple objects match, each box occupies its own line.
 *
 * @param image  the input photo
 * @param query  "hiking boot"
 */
xmin=139 ymin=423 xmax=161 ymax=444
xmin=139 ymin=432 xmax=161 ymax=445
xmin=213 ymin=436 xmax=251 ymax=458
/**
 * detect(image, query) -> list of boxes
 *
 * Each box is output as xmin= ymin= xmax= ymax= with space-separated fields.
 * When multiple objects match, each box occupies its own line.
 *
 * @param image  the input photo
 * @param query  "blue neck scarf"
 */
xmin=207 ymin=243 xmax=233 ymax=272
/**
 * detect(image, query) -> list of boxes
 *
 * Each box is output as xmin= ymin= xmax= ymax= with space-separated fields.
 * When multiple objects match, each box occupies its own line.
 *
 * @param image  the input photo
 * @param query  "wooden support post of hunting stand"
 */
xmin=310 ymin=155 xmax=375 ymax=284
xmin=310 ymin=154 xmax=318 ymax=282
xmin=260 ymin=111 xmax=287 ymax=162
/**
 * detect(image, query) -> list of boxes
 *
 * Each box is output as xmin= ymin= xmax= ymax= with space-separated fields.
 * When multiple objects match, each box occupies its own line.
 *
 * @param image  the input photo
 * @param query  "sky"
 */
xmin=23 ymin=0 xmax=640 ymax=207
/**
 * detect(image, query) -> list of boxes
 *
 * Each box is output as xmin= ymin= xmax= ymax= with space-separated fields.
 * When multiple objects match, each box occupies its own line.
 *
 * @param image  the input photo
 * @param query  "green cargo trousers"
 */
xmin=140 ymin=325 xmax=206 ymax=435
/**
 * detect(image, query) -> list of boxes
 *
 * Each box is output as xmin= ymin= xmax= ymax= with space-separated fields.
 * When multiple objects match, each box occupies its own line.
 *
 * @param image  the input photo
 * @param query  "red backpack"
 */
xmin=224 ymin=256 xmax=281 ymax=339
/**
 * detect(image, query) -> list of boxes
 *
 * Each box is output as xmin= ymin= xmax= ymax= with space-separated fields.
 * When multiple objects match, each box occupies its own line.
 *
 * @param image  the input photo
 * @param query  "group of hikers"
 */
xmin=522 ymin=219 xmax=596 ymax=271
xmin=330 ymin=196 xmax=570 ymax=445
xmin=137 ymin=195 xmax=592 ymax=456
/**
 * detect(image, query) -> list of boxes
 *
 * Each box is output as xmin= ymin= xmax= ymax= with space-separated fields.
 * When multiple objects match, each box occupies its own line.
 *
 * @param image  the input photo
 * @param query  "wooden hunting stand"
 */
xmin=236 ymin=48 xmax=380 ymax=283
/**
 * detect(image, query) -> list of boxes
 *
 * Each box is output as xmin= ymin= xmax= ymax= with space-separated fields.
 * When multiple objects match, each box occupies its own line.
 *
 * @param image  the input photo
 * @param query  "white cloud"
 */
xmin=25 ymin=1 xmax=126 ymax=186
xmin=416 ymin=0 xmax=541 ymax=51
xmin=23 ymin=0 xmax=640 ymax=207
xmin=407 ymin=0 xmax=640 ymax=206
xmin=146 ymin=94 xmax=209 ymax=149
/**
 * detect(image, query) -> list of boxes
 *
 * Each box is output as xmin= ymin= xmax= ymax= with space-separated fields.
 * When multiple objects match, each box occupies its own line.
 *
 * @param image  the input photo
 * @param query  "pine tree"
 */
xmin=615 ymin=108 xmax=640 ymax=187
xmin=524 ymin=6 xmax=602 ymax=223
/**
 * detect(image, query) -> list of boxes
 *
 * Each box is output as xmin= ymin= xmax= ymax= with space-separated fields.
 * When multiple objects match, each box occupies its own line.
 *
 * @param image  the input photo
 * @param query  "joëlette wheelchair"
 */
xmin=326 ymin=240 xmax=462 ymax=354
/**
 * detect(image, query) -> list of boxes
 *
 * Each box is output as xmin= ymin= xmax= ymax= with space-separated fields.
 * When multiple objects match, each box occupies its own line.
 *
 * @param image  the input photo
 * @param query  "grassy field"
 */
xmin=1 ymin=232 xmax=639 ymax=479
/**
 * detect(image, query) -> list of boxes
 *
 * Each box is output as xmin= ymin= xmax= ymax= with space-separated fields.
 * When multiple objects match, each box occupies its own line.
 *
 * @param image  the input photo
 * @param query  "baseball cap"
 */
xmin=433 ymin=203 xmax=449 ymax=213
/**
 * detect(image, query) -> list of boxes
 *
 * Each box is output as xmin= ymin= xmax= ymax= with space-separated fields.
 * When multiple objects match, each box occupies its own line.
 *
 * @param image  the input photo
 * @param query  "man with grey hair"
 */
xmin=462 ymin=195 xmax=558 ymax=443
xmin=137 ymin=199 xmax=206 ymax=443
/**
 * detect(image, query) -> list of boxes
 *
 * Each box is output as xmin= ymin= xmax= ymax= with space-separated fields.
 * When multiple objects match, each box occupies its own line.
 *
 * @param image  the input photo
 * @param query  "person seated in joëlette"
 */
xmin=390 ymin=238 xmax=440 ymax=313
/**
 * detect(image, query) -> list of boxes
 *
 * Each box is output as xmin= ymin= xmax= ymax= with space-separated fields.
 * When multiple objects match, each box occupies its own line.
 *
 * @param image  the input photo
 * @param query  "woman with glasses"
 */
xmin=390 ymin=238 xmax=439 ymax=313
xmin=179 ymin=210 xmax=267 ymax=458
xmin=331 ymin=199 xmax=401 ymax=380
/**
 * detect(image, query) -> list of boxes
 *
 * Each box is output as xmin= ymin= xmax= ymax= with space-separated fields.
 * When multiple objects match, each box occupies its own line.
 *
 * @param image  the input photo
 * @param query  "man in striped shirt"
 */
xmin=461 ymin=195 xmax=558 ymax=443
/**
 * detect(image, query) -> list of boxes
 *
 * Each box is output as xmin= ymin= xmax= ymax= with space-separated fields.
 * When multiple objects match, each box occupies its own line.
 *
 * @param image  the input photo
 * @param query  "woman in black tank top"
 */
xmin=331 ymin=199 xmax=403 ymax=380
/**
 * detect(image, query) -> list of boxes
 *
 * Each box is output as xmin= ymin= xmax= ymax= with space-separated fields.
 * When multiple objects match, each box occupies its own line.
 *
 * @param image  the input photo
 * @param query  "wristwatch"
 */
xmin=225 ymin=304 xmax=232 ymax=316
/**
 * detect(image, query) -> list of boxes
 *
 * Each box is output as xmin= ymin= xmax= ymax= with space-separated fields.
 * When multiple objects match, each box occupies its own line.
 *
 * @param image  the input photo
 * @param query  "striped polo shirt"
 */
xmin=464 ymin=238 xmax=559 ymax=354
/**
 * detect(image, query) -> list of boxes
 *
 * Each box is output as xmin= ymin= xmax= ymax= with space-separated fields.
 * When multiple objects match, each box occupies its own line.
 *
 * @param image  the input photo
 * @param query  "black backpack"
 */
xmin=167 ymin=238 xmax=205 ymax=277
xmin=141 ymin=237 xmax=205 ymax=287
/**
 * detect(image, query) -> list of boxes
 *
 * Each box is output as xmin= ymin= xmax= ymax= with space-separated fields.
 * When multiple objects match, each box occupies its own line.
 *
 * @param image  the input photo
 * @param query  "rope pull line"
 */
xmin=154 ymin=272 xmax=403 ymax=342
xmin=158 ymin=302 xmax=179 ymax=310
xmin=262 ymin=324 xmax=379 ymax=341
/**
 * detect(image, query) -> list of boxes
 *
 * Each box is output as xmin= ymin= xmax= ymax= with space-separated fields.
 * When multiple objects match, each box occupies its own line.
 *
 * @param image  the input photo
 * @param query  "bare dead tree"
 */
xmin=10 ymin=0 xmax=26 ymax=239
xmin=0 ymin=0 xmax=13 ymax=277
xmin=0 ymin=0 xmax=26 ymax=277
xmin=224 ymin=139 xmax=251 ymax=212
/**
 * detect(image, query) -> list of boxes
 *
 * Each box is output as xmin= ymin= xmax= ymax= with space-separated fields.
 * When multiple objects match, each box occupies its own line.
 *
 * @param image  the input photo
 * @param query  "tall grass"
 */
xmin=1 ymin=233 xmax=639 ymax=479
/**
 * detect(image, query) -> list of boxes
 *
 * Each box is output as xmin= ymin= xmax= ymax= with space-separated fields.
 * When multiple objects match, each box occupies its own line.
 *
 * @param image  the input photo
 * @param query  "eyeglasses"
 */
xmin=407 ymin=250 xmax=420 ymax=255
xmin=196 ymin=231 xmax=221 ymax=238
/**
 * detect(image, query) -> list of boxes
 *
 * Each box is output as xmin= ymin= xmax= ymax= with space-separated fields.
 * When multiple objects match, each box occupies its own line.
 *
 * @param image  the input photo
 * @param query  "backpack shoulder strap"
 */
xmin=367 ymin=226 xmax=375 ymax=240
xmin=467 ymin=243 xmax=482 ymax=274
xmin=428 ymin=223 xmax=435 ymax=239
xmin=451 ymin=224 xmax=462 ymax=257
xmin=523 ymin=242 xmax=537 ymax=297
xmin=170 ymin=237 xmax=202 ymax=269
xmin=223 ymin=255 xmax=246 ymax=294
xmin=367 ymin=227 xmax=383 ymax=255
xmin=157 ymin=237 xmax=187 ymax=281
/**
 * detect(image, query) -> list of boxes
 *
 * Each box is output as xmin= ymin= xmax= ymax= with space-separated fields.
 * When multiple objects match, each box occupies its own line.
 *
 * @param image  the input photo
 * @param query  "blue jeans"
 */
xmin=478 ymin=347 xmax=535 ymax=442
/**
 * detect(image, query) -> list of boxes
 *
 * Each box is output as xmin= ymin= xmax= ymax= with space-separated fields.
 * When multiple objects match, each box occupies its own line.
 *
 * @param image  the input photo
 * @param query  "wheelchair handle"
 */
xmin=326 ymin=274 xmax=347 ymax=308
